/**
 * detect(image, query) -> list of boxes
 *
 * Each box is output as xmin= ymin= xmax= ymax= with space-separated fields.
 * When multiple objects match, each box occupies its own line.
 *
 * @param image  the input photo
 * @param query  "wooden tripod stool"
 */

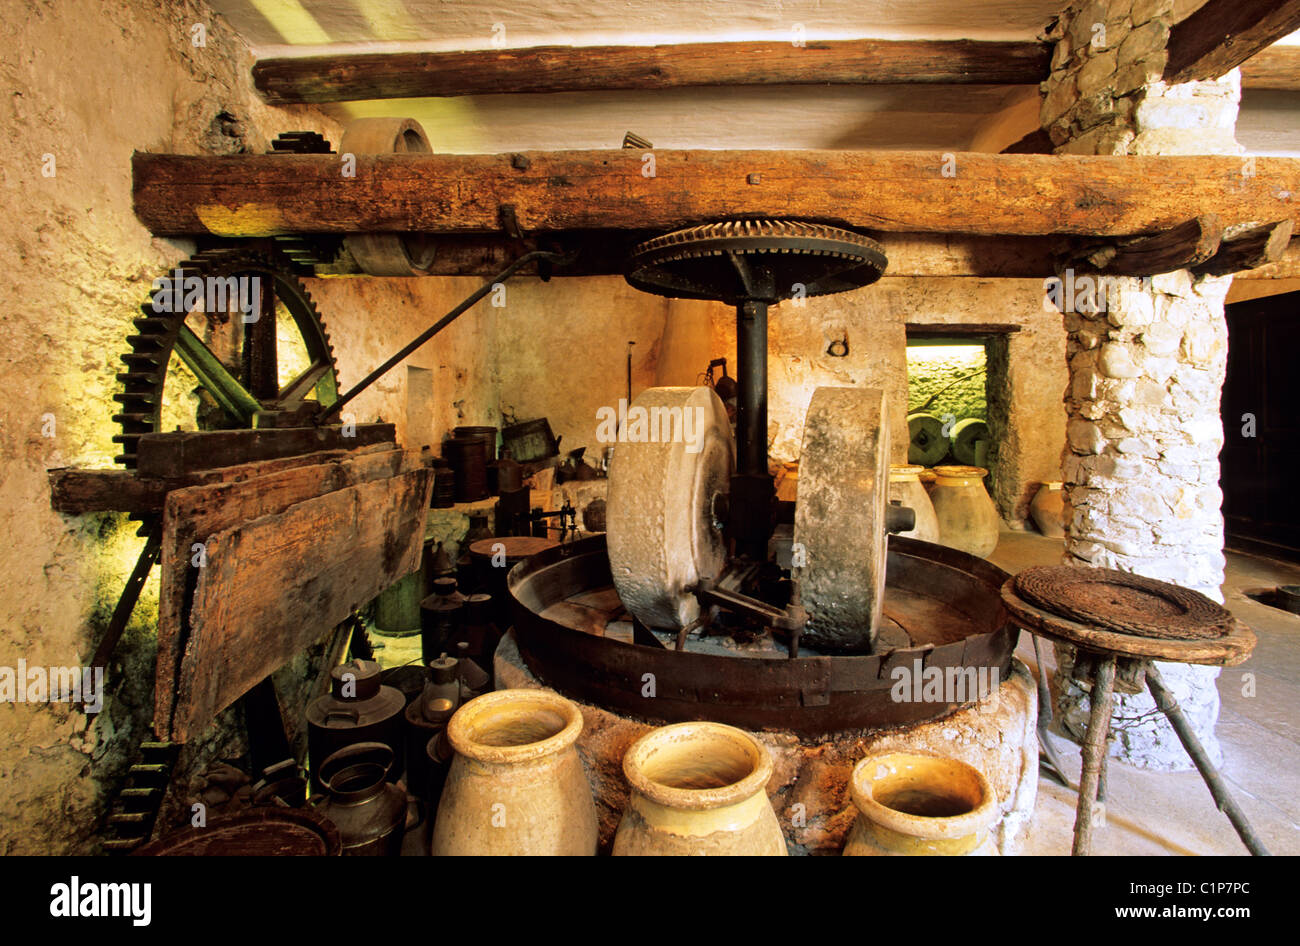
xmin=1000 ymin=567 xmax=1266 ymax=857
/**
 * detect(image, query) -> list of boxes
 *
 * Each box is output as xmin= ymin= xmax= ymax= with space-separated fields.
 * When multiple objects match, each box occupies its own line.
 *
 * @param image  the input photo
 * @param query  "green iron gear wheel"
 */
xmin=113 ymin=248 xmax=339 ymax=468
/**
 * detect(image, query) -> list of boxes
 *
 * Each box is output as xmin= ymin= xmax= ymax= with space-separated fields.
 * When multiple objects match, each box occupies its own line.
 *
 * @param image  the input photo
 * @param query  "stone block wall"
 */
xmin=1043 ymin=0 xmax=1244 ymax=769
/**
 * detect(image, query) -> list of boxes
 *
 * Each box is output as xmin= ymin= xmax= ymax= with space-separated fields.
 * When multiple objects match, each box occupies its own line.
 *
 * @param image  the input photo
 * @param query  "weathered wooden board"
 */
xmin=155 ymin=447 xmax=423 ymax=739
xmin=48 ymin=444 xmax=396 ymax=516
xmin=1165 ymin=0 xmax=1300 ymax=84
xmin=136 ymin=423 xmax=395 ymax=478
xmin=168 ymin=466 xmax=432 ymax=742
xmin=132 ymin=150 xmax=1300 ymax=240
xmin=252 ymin=39 xmax=1051 ymax=104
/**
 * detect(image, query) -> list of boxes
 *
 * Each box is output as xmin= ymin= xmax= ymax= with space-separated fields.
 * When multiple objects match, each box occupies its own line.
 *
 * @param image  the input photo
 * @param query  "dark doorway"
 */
xmin=1222 ymin=290 xmax=1300 ymax=561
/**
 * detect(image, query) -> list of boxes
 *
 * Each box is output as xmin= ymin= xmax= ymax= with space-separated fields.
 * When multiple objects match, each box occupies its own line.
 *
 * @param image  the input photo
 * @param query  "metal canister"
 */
xmin=311 ymin=742 xmax=407 ymax=856
xmin=444 ymin=436 xmax=488 ymax=502
xmin=403 ymin=655 xmax=459 ymax=806
xmin=419 ymin=578 xmax=465 ymax=666
xmin=430 ymin=458 xmax=455 ymax=508
xmin=306 ymin=660 xmax=406 ymax=790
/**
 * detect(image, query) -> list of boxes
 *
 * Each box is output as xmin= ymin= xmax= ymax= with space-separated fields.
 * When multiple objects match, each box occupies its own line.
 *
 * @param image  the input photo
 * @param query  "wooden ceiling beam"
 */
xmin=251 ymin=37 xmax=1300 ymax=104
xmin=1195 ymin=219 xmax=1294 ymax=276
xmin=1240 ymin=45 xmax=1300 ymax=91
xmin=252 ymin=39 xmax=1051 ymax=104
xmin=1164 ymin=0 xmax=1300 ymax=84
xmin=132 ymin=149 xmax=1300 ymax=242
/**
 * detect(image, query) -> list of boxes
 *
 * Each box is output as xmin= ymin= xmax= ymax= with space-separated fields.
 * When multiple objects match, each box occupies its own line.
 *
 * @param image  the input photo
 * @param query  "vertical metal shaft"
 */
xmin=736 ymin=300 xmax=768 ymax=478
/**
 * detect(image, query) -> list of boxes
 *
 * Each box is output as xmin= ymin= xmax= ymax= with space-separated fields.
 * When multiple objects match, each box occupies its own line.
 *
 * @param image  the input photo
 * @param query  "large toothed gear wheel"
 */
xmin=625 ymin=219 xmax=887 ymax=305
xmin=114 ymin=248 xmax=338 ymax=468
xmin=339 ymin=117 xmax=437 ymax=276
xmin=606 ymin=387 xmax=734 ymax=630
xmin=794 ymin=387 xmax=891 ymax=652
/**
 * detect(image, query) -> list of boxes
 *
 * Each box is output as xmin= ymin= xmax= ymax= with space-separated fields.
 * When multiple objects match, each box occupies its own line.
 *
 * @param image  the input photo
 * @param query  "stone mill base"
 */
xmin=495 ymin=632 xmax=1039 ymax=855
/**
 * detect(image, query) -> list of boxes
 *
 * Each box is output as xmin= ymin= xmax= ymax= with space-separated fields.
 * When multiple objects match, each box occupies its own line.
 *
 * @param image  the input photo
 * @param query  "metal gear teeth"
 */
xmin=112 ymin=248 xmax=338 ymax=468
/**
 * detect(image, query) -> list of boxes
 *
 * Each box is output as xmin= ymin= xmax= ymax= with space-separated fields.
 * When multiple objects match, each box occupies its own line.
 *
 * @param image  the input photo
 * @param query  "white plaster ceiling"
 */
xmin=210 ymin=0 xmax=1069 ymax=53
xmin=207 ymin=1 xmax=1300 ymax=155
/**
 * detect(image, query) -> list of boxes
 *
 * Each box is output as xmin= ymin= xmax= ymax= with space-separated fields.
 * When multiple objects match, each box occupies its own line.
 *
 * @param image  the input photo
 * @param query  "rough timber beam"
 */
xmin=252 ymin=39 xmax=1052 ymax=104
xmin=1164 ymin=0 xmax=1300 ymax=83
xmin=132 ymin=150 xmax=1300 ymax=243
xmin=251 ymin=38 xmax=1300 ymax=103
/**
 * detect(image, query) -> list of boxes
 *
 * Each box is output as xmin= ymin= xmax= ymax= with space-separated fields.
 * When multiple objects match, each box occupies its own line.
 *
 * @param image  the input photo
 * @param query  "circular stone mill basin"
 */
xmin=502 ymin=534 xmax=1039 ymax=854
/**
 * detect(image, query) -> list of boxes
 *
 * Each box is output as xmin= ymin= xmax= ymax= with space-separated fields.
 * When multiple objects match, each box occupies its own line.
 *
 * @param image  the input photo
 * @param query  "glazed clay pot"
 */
xmin=887 ymin=465 xmax=942 ymax=543
xmin=929 ymin=465 xmax=1000 ymax=558
xmin=613 ymin=721 xmax=787 ymax=856
xmin=1029 ymin=481 xmax=1067 ymax=538
xmin=311 ymin=742 xmax=407 ymax=856
xmin=843 ymin=751 xmax=999 ymax=856
xmin=431 ymin=689 xmax=597 ymax=856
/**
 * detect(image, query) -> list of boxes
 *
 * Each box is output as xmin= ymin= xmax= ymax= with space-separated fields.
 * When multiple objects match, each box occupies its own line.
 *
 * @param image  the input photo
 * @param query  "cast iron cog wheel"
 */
xmin=624 ymin=218 xmax=887 ymax=305
xmin=113 ymin=248 xmax=339 ymax=468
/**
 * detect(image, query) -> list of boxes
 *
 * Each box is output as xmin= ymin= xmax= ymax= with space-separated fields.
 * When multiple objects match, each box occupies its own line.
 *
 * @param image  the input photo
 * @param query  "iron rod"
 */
xmin=1145 ymin=663 xmax=1271 ymax=856
xmin=736 ymin=300 xmax=768 ymax=477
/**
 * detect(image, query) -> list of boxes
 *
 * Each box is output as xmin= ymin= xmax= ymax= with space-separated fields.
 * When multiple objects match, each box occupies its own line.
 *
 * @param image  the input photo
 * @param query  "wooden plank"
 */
xmin=131 ymin=149 xmax=1300 ymax=239
xmin=251 ymin=39 xmax=1051 ymax=104
xmin=155 ymin=448 xmax=424 ymax=739
xmin=1234 ymin=236 xmax=1300 ymax=278
xmin=168 ymin=466 xmax=433 ymax=741
xmin=136 ymin=423 xmax=395 ymax=478
xmin=1073 ymin=215 xmax=1224 ymax=276
xmin=1194 ymin=219 xmax=1294 ymax=276
xmin=1164 ymin=0 xmax=1300 ymax=83
xmin=1240 ymin=45 xmax=1300 ymax=91
xmin=47 ymin=444 xmax=397 ymax=515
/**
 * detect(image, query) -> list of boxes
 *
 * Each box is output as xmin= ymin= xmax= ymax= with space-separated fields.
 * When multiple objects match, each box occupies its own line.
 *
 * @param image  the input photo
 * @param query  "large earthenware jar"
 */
xmin=843 ymin=751 xmax=998 ymax=856
xmin=1029 ymin=481 xmax=1067 ymax=538
xmin=612 ymin=721 xmax=787 ymax=856
xmin=929 ymin=465 xmax=1000 ymax=558
xmin=431 ymin=688 xmax=597 ymax=856
xmin=887 ymin=464 xmax=941 ymax=543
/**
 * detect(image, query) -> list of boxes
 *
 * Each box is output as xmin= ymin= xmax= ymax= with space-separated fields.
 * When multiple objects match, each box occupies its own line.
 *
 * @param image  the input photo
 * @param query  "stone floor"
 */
xmin=990 ymin=529 xmax=1300 ymax=856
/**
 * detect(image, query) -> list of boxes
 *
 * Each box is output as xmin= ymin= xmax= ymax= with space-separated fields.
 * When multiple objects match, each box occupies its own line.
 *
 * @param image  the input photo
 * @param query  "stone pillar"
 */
xmin=1040 ymin=0 xmax=1244 ymax=769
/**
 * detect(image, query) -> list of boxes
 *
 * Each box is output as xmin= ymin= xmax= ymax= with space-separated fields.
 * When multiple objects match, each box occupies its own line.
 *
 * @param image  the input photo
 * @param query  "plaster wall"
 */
xmin=698 ymin=277 xmax=1068 ymax=524
xmin=0 ymin=0 xmax=478 ymax=853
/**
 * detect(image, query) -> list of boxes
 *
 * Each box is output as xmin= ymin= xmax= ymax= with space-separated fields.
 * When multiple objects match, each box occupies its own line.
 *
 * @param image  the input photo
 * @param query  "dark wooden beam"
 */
xmin=1195 ymin=219 xmax=1294 ymax=275
xmin=135 ymin=424 xmax=395 ymax=478
xmin=1164 ymin=0 xmax=1300 ymax=84
xmin=1235 ymin=236 xmax=1300 ymax=278
xmin=1001 ymin=128 xmax=1054 ymax=154
xmin=1073 ymin=215 xmax=1224 ymax=276
xmin=132 ymin=150 xmax=1300 ymax=241
xmin=1240 ymin=45 xmax=1300 ymax=90
xmin=252 ymin=39 xmax=1051 ymax=104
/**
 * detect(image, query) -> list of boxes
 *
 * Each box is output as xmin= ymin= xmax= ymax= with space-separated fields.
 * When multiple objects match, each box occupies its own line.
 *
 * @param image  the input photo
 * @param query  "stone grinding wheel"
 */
xmin=339 ymin=118 xmax=437 ymax=276
xmin=950 ymin=417 xmax=990 ymax=468
xmin=795 ymin=387 xmax=891 ymax=651
xmin=606 ymin=386 xmax=734 ymax=630
xmin=907 ymin=412 xmax=949 ymax=466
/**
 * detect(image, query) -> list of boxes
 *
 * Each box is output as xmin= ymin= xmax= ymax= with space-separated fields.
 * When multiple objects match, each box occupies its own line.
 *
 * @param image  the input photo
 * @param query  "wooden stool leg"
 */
xmin=1144 ymin=663 xmax=1271 ymax=856
xmin=1073 ymin=654 xmax=1116 ymax=856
